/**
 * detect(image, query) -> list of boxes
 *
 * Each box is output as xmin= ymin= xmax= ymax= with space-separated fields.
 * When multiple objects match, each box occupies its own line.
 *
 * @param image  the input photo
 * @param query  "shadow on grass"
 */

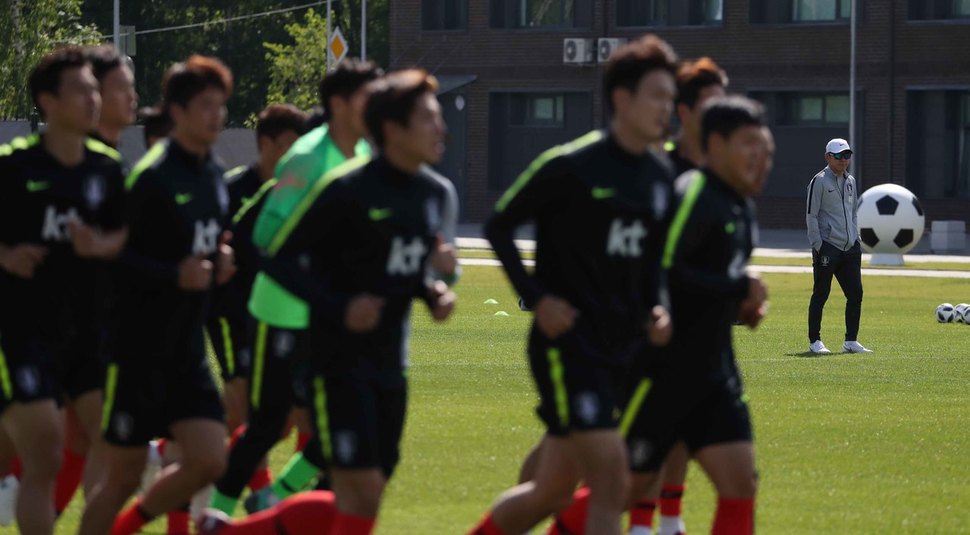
xmin=787 ymin=351 xmax=823 ymax=358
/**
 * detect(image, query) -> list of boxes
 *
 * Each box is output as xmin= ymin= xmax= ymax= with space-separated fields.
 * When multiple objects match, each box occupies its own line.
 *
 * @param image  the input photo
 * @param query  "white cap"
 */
xmin=825 ymin=138 xmax=852 ymax=154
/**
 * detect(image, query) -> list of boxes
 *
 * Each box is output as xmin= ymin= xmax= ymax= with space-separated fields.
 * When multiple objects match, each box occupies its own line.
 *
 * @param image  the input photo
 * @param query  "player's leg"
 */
xmin=199 ymin=491 xmax=338 ymax=535
xmin=71 ymin=388 xmax=105 ymax=496
xmin=808 ymin=244 xmax=837 ymax=347
xmin=517 ymin=435 xmax=546 ymax=484
xmin=1 ymin=400 xmax=63 ymax=535
xmin=212 ymin=323 xmax=296 ymax=514
xmin=309 ymin=370 xmax=389 ymax=534
xmin=140 ymin=419 xmax=227 ymax=517
xmin=470 ymin=435 xmax=581 ymax=535
xmin=657 ymin=442 xmax=689 ymax=535
xmin=686 ymin=376 xmax=756 ymax=535
xmin=207 ymin=316 xmax=247 ymax=432
xmin=693 ymin=442 xmax=756 ymax=535
xmin=78 ymin=443 xmax=148 ymax=535
xmin=833 ymin=243 xmax=864 ymax=345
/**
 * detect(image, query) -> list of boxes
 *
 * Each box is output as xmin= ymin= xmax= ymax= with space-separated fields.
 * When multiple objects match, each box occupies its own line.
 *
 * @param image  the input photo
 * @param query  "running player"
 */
xmin=79 ymin=55 xmax=236 ymax=535
xmin=87 ymin=45 xmax=138 ymax=150
xmin=210 ymin=104 xmax=308 ymax=435
xmin=138 ymin=105 xmax=171 ymax=148
xmin=208 ymin=60 xmax=382 ymax=517
xmin=468 ymin=35 xmax=676 ymax=535
xmin=621 ymin=96 xmax=770 ymax=535
xmin=260 ymin=68 xmax=458 ymax=535
xmin=0 ymin=46 xmax=126 ymax=535
xmin=644 ymin=56 xmax=730 ymax=535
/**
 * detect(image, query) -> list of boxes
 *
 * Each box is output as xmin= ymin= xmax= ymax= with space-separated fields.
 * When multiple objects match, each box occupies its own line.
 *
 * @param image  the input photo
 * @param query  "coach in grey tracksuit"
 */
xmin=806 ymin=138 xmax=870 ymax=354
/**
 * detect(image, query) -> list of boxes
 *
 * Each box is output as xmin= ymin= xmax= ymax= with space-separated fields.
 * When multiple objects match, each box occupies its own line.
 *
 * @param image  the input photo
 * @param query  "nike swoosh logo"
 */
xmin=368 ymin=207 xmax=393 ymax=221
xmin=827 ymin=189 xmax=835 ymax=193
xmin=175 ymin=193 xmax=193 ymax=205
xmin=591 ymin=187 xmax=615 ymax=199
xmin=26 ymin=180 xmax=50 ymax=192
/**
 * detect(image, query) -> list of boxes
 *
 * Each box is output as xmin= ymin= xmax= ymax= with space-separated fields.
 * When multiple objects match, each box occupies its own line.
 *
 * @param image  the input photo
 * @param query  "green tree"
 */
xmin=264 ymin=1 xmax=388 ymax=112
xmin=0 ymin=0 xmax=101 ymax=119
xmin=264 ymin=7 xmax=330 ymax=111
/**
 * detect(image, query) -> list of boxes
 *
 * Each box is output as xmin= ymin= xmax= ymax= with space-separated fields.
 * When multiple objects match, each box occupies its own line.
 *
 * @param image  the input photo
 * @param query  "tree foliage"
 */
xmin=0 ymin=0 xmax=102 ymax=119
xmin=264 ymin=1 xmax=388 ymax=113
xmin=1 ymin=1 xmax=389 ymax=123
xmin=264 ymin=7 xmax=330 ymax=112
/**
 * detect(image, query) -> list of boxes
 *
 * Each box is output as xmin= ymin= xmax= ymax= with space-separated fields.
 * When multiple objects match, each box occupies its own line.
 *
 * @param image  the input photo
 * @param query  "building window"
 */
xmin=423 ymin=0 xmax=467 ymax=30
xmin=491 ymin=0 xmax=592 ymax=28
xmin=520 ymin=0 xmax=574 ymax=27
xmin=781 ymin=93 xmax=849 ymax=125
xmin=510 ymin=94 xmax=565 ymax=127
xmin=616 ymin=0 xmax=722 ymax=27
xmin=906 ymin=90 xmax=970 ymax=199
xmin=751 ymin=0 xmax=857 ymax=23
xmin=793 ymin=0 xmax=850 ymax=21
xmin=908 ymin=0 xmax=970 ymax=19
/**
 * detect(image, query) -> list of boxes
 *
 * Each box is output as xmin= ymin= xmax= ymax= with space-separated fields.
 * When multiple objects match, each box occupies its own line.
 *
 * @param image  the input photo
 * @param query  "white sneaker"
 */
xmin=0 ymin=474 xmax=18 ymax=526
xmin=139 ymin=439 xmax=164 ymax=494
xmin=190 ymin=484 xmax=215 ymax=523
xmin=843 ymin=340 xmax=873 ymax=353
xmin=809 ymin=340 xmax=832 ymax=354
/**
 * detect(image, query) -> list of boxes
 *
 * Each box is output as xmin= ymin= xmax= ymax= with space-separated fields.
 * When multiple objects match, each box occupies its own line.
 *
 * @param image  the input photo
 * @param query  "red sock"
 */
xmin=111 ymin=498 xmax=155 ymax=535
xmin=211 ymin=491 xmax=335 ymax=535
xmin=547 ymin=487 xmax=589 ymax=535
xmin=711 ymin=497 xmax=754 ymax=535
xmin=468 ymin=512 xmax=507 ymax=535
xmin=10 ymin=457 xmax=21 ymax=479
xmin=54 ymin=448 xmax=86 ymax=513
xmin=156 ymin=438 xmax=168 ymax=457
xmin=296 ymin=432 xmax=311 ymax=452
xmin=229 ymin=425 xmax=247 ymax=450
xmin=659 ymin=484 xmax=685 ymax=517
xmin=629 ymin=499 xmax=657 ymax=530
xmin=331 ymin=510 xmax=375 ymax=535
xmin=167 ymin=503 xmax=190 ymax=535
xmin=248 ymin=466 xmax=273 ymax=491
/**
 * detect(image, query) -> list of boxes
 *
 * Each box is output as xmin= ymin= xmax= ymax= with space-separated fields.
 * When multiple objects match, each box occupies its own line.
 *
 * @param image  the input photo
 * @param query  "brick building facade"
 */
xmin=390 ymin=0 xmax=970 ymax=228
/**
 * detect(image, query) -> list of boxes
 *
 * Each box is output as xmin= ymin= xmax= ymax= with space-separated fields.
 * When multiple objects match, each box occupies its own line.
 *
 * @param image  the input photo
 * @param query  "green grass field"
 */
xmin=49 ymin=265 xmax=970 ymax=534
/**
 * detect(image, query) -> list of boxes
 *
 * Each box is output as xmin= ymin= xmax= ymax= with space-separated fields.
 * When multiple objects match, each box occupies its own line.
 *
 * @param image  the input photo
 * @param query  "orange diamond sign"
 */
xmin=329 ymin=26 xmax=348 ymax=68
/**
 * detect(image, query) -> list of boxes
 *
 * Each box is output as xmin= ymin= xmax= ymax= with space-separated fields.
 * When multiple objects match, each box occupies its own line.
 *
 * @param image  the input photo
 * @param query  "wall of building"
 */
xmin=392 ymin=0 xmax=970 ymax=227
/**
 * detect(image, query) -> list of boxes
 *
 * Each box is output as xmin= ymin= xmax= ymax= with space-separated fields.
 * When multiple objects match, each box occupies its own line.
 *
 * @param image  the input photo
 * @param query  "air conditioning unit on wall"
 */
xmin=597 ymin=38 xmax=628 ymax=63
xmin=563 ymin=38 xmax=595 ymax=65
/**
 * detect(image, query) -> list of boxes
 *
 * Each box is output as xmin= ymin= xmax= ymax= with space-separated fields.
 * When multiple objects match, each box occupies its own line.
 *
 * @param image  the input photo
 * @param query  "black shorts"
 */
xmin=0 ymin=331 xmax=59 ymax=415
xmin=620 ymin=371 xmax=753 ymax=473
xmin=249 ymin=320 xmax=310 ymax=410
xmin=55 ymin=318 xmax=107 ymax=401
xmin=528 ymin=329 xmax=625 ymax=437
xmin=102 ymin=332 xmax=224 ymax=447
xmin=306 ymin=356 xmax=407 ymax=478
xmin=206 ymin=313 xmax=252 ymax=382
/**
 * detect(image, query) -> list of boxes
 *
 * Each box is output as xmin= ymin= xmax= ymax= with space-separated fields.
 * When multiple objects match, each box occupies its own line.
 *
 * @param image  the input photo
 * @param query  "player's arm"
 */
xmin=806 ymin=174 xmax=824 ymax=251
xmin=0 ymin=160 xmax=48 ymax=278
xmin=643 ymin=184 xmax=673 ymax=346
xmin=117 ymin=171 xmax=198 ymax=286
xmin=484 ymin=155 xmax=566 ymax=309
xmin=427 ymin=171 xmax=461 ymax=285
xmin=850 ymin=176 xmax=859 ymax=238
xmin=69 ymin=163 xmax=129 ymax=259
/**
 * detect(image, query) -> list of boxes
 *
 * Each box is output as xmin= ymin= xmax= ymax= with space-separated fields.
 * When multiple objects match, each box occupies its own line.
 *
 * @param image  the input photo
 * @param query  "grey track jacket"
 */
xmin=806 ymin=166 xmax=859 ymax=252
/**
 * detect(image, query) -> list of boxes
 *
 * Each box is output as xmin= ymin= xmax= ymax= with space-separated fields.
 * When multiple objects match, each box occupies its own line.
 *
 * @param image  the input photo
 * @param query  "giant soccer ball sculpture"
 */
xmin=857 ymin=184 xmax=925 ymax=265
